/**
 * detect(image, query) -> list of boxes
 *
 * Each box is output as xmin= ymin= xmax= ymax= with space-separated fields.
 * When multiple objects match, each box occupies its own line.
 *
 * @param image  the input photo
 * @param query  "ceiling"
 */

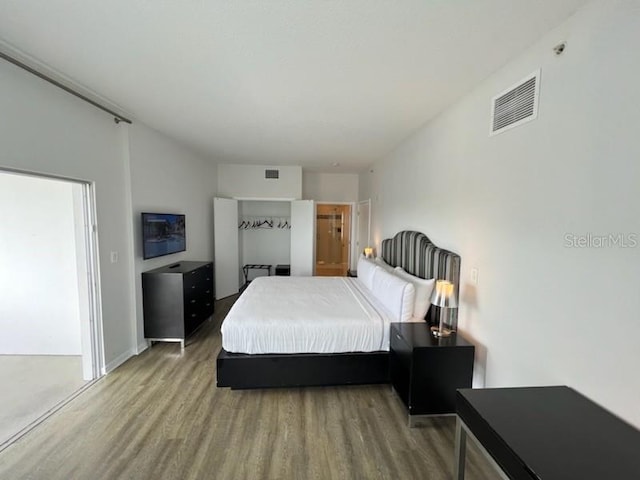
xmin=0 ymin=0 xmax=588 ymax=172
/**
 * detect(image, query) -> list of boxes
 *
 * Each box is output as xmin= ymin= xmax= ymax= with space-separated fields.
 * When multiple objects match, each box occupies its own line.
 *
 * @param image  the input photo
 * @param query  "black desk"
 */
xmin=455 ymin=386 xmax=640 ymax=479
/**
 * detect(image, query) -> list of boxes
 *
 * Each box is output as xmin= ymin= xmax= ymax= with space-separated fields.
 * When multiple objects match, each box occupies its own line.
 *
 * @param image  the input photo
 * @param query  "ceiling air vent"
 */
xmin=490 ymin=70 xmax=540 ymax=136
xmin=265 ymin=169 xmax=279 ymax=179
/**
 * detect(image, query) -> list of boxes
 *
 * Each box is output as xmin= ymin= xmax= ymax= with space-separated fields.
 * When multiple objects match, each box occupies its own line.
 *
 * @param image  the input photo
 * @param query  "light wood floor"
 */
xmin=0 ymin=296 xmax=494 ymax=480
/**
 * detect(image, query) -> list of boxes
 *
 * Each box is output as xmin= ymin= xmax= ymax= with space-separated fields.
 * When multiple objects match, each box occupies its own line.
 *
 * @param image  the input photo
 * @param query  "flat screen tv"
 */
xmin=142 ymin=213 xmax=186 ymax=260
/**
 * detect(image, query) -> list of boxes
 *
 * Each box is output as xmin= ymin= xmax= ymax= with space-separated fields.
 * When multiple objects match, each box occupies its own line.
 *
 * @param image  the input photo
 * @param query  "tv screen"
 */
xmin=142 ymin=213 xmax=186 ymax=260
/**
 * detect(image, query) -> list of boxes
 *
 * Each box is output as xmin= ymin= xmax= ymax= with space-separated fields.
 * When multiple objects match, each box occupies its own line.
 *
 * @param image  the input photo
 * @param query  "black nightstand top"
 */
xmin=391 ymin=322 xmax=473 ymax=348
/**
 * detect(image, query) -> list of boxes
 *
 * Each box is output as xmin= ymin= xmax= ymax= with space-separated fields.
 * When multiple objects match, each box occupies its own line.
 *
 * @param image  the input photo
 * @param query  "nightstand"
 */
xmin=390 ymin=322 xmax=474 ymax=425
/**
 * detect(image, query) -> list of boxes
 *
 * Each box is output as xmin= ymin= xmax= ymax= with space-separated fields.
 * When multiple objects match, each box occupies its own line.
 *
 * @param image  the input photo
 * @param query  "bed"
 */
xmin=216 ymin=230 xmax=460 ymax=389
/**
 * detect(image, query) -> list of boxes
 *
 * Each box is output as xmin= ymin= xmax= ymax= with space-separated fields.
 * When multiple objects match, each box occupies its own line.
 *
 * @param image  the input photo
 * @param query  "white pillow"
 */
xmin=371 ymin=267 xmax=415 ymax=322
xmin=357 ymin=255 xmax=377 ymax=290
xmin=374 ymin=256 xmax=395 ymax=273
xmin=394 ymin=267 xmax=436 ymax=320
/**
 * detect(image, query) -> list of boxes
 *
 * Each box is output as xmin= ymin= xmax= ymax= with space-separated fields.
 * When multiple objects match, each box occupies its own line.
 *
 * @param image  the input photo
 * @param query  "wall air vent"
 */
xmin=265 ymin=169 xmax=279 ymax=179
xmin=490 ymin=69 xmax=540 ymax=136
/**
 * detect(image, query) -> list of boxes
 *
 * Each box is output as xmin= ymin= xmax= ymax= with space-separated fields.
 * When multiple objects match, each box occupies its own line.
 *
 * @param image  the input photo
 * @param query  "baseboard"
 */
xmin=103 ymin=348 xmax=136 ymax=374
xmin=136 ymin=340 xmax=149 ymax=355
xmin=103 ymin=340 xmax=149 ymax=374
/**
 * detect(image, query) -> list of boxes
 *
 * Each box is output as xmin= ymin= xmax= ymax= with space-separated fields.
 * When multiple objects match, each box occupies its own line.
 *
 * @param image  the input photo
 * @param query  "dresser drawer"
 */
xmin=185 ymin=294 xmax=213 ymax=315
xmin=184 ymin=271 xmax=205 ymax=291
xmin=185 ymin=271 xmax=212 ymax=296
xmin=184 ymin=296 xmax=204 ymax=318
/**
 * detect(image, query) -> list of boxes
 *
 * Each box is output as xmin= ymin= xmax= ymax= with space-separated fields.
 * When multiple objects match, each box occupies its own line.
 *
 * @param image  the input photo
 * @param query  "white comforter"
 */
xmin=221 ymin=276 xmax=393 ymax=354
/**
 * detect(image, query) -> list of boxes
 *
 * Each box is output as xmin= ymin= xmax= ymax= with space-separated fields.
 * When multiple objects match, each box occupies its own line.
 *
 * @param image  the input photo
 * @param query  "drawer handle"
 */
xmin=191 ymin=300 xmax=196 ymax=304
xmin=206 ymin=303 xmax=211 ymax=307
xmin=192 ymin=286 xmax=196 ymax=289
xmin=207 ymin=277 xmax=211 ymax=281
xmin=191 ymin=314 xmax=197 ymax=317
xmin=206 ymin=290 xmax=211 ymax=294
xmin=396 ymin=334 xmax=402 ymax=340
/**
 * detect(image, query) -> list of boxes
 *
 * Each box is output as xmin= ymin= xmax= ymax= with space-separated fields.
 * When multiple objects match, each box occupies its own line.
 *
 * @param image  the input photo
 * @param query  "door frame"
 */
xmin=81 ymin=181 xmax=105 ymax=379
xmin=314 ymin=201 xmax=356 ymax=273
xmin=0 ymin=167 xmax=104 ymax=379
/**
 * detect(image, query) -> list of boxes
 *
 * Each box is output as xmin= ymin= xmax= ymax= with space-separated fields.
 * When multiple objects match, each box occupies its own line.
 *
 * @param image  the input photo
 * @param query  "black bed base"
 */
xmin=216 ymin=349 xmax=390 ymax=389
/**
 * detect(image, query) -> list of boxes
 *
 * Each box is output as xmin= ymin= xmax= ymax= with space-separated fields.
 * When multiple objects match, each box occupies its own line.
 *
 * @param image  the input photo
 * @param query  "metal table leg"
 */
xmin=454 ymin=415 xmax=467 ymax=480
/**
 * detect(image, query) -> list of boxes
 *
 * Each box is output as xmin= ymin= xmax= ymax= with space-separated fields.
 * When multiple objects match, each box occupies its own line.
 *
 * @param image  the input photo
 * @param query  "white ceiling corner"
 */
xmin=0 ymin=0 xmax=589 ymax=172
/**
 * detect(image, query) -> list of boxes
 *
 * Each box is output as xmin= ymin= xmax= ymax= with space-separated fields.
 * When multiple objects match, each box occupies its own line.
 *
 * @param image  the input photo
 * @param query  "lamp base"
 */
xmin=430 ymin=326 xmax=452 ymax=338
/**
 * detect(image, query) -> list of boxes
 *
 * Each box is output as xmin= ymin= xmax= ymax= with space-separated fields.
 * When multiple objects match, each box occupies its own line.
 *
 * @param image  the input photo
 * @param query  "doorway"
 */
xmin=0 ymin=169 xmax=102 ymax=449
xmin=315 ymin=204 xmax=351 ymax=277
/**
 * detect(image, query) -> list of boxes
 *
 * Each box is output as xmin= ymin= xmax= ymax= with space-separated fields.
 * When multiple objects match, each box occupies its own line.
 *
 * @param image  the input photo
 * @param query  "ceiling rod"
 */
xmin=0 ymin=50 xmax=132 ymax=125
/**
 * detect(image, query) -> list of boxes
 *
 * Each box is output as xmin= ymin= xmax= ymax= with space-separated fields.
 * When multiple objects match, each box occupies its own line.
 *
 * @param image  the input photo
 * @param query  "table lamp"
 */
xmin=430 ymin=279 xmax=458 ymax=337
xmin=364 ymin=247 xmax=374 ymax=258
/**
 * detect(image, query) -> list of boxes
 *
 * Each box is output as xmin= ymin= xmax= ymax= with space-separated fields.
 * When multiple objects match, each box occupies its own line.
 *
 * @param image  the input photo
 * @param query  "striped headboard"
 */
xmin=381 ymin=231 xmax=461 ymax=327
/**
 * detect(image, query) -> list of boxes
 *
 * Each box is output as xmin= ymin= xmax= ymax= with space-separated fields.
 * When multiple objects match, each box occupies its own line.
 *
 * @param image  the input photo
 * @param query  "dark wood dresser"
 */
xmin=142 ymin=261 xmax=214 ymax=349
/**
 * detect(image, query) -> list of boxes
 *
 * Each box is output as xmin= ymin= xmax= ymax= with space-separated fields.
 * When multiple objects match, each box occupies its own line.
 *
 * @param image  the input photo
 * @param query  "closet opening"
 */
xmin=238 ymin=200 xmax=292 ymax=288
xmin=214 ymin=198 xmax=315 ymax=299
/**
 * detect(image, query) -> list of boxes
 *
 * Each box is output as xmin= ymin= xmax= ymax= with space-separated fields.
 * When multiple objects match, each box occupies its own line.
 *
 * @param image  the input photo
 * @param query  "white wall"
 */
xmin=0 ymin=58 xmax=136 ymax=370
xmin=128 ymin=123 xmax=218 ymax=350
xmin=239 ymin=201 xmax=291 ymax=280
xmin=361 ymin=0 xmax=640 ymax=428
xmin=218 ymin=164 xmax=301 ymax=200
xmin=0 ymin=173 xmax=82 ymax=354
xmin=302 ymin=172 xmax=359 ymax=202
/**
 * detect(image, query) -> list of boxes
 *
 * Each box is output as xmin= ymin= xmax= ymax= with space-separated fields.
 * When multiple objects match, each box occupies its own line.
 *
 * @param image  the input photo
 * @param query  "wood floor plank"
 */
xmin=0 ymin=295 xmax=495 ymax=480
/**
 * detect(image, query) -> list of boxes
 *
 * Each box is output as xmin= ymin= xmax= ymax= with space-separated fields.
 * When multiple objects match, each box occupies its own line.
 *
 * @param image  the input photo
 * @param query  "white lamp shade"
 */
xmin=430 ymin=280 xmax=458 ymax=308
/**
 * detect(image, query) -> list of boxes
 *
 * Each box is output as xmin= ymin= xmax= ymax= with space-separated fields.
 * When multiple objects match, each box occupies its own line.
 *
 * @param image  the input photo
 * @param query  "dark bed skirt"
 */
xmin=216 ymin=349 xmax=390 ymax=389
